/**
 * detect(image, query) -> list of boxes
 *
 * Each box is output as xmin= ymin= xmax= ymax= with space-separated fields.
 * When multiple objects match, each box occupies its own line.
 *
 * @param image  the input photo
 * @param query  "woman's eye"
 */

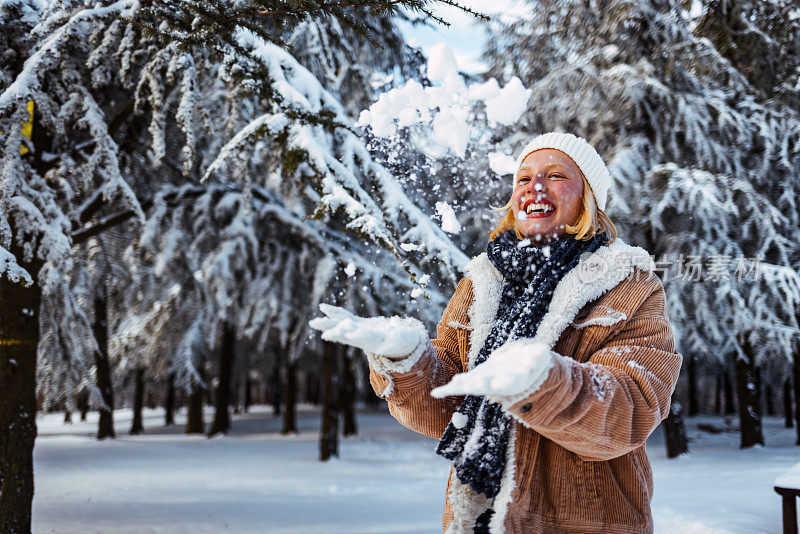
xmin=550 ymin=174 xmax=566 ymax=180
xmin=517 ymin=177 xmax=530 ymax=184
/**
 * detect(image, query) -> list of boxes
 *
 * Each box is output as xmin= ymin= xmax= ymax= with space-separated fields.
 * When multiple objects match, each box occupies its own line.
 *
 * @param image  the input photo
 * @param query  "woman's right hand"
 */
xmin=309 ymin=304 xmax=426 ymax=359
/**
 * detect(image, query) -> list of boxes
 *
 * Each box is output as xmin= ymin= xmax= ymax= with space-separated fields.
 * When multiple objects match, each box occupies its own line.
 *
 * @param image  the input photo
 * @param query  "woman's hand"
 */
xmin=430 ymin=338 xmax=555 ymax=399
xmin=309 ymin=303 xmax=426 ymax=359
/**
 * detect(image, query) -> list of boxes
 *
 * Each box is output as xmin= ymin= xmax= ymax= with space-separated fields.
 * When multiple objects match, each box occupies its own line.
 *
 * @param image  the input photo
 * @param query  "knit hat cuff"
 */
xmin=514 ymin=132 xmax=612 ymax=211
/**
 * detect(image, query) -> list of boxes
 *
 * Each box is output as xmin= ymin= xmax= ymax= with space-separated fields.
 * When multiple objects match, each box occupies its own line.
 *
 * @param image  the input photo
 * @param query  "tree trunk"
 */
xmin=146 ymin=389 xmax=157 ymax=410
xmin=271 ymin=357 xmax=282 ymax=417
xmin=793 ymin=349 xmax=800 ymax=445
xmin=129 ymin=368 xmax=145 ymax=435
xmin=281 ymin=358 xmax=298 ymax=434
xmin=306 ymin=371 xmax=321 ymax=405
xmin=714 ymin=368 xmax=722 ymax=415
xmin=78 ymin=390 xmax=89 ymax=422
xmin=232 ymin=377 xmax=241 ymax=415
xmin=206 ymin=380 xmax=215 ymax=405
xmin=340 ymin=351 xmax=357 ymax=437
xmin=735 ymin=335 xmax=764 ymax=448
xmin=93 ymin=296 xmax=115 ymax=440
xmin=687 ymin=354 xmax=698 ymax=416
xmin=754 ymin=365 xmax=763 ymax=418
xmin=320 ymin=341 xmax=340 ymax=460
xmin=361 ymin=358 xmax=381 ymax=411
xmin=663 ymin=392 xmax=688 ymax=458
xmin=165 ymin=373 xmax=176 ymax=426
xmin=0 ymin=248 xmax=41 ymax=532
xmin=186 ymin=366 xmax=205 ymax=435
xmin=64 ymin=409 xmax=72 ymax=424
xmin=765 ymin=384 xmax=774 ymax=416
xmin=724 ymin=362 xmax=735 ymax=415
xmin=209 ymin=322 xmax=236 ymax=437
xmin=784 ymin=378 xmax=793 ymax=428
xmin=244 ymin=374 xmax=253 ymax=413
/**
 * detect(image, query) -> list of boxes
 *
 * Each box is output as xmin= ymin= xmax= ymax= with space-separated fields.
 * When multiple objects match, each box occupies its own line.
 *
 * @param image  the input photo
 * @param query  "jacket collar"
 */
xmin=463 ymin=236 xmax=654 ymax=369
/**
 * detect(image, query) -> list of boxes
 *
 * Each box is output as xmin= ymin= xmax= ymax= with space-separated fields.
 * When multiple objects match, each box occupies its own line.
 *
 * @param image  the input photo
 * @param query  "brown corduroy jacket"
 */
xmin=366 ymin=237 xmax=683 ymax=533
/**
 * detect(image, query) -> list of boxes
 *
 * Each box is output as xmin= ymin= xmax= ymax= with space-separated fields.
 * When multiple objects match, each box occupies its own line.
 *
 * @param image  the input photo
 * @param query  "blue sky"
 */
xmin=396 ymin=1 xmax=529 ymax=75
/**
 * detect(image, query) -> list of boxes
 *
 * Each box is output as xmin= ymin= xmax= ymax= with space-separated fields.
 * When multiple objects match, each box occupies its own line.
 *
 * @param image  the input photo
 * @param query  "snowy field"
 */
xmin=33 ymin=405 xmax=796 ymax=533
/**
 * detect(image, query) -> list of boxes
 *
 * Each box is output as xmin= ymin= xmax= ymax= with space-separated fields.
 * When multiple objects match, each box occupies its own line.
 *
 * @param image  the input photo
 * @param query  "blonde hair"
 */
xmin=488 ymin=174 xmax=617 ymax=243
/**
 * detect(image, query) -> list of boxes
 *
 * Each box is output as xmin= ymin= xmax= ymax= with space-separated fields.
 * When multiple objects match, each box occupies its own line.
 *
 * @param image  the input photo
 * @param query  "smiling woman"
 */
xmin=489 ymin=137 xmax=617 ymax=244
xmin=310 ymin=131 xmax=682 ymax=534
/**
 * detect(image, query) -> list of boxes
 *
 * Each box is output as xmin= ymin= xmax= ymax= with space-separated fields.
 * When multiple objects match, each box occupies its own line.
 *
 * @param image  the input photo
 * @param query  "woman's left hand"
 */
xmin=430 ymin=338 xmax=555 ymax=399
xmin=309 ymin=303 xmax=426 ymax=359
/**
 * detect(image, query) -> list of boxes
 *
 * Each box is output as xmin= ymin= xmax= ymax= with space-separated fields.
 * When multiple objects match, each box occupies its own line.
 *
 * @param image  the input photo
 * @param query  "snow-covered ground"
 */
xmin=33 ymin=405 xmax=795 ymax=533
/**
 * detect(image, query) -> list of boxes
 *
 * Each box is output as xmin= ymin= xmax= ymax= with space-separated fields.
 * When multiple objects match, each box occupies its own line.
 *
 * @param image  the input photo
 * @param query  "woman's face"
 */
xmin=510 ymin=148 xmax=585 ymax=243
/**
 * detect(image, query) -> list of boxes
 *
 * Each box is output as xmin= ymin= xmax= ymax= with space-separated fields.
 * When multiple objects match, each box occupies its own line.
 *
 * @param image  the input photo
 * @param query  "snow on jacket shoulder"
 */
xmin=366 ymin=237 xmax=683 ymax=534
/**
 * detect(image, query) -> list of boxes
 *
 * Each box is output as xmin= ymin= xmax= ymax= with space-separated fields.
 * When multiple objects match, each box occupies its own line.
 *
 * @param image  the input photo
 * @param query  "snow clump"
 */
xmin=357 ymin=43 xmax=531 ymax=159
xmin=435 ymin=201 xmax=461 ymax=234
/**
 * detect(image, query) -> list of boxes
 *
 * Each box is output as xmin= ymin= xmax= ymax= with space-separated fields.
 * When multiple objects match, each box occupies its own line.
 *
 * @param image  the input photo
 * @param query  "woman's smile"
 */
xmin=519 ymin=196 xmax=556 ymax=219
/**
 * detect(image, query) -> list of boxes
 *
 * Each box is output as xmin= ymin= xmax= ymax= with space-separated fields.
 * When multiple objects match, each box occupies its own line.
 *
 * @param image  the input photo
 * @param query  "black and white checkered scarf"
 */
xmin=435 ymin=229 xmax=608 ymax=530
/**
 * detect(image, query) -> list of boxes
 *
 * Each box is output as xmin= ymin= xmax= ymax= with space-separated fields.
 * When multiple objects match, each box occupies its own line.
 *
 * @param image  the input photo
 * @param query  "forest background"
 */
xmin=2 ymin=0 xmax=800 ymax=531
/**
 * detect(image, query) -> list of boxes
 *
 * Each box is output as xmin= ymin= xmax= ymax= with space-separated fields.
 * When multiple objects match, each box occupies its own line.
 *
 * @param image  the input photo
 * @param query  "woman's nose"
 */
xmin=523 ymin=177 xmax=547 ymax=197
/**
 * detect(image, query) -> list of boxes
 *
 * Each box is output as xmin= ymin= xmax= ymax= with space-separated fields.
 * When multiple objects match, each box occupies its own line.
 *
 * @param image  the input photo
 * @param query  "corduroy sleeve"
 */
xmin=495 ymin=271 xmax=682 ymax=461
xmin=366 ymin=277 xmax=472 ymax=440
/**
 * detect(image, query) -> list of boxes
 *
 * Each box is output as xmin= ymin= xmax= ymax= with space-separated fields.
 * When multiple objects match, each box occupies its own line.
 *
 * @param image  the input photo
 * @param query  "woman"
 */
xmin=310 ymin=131 xmax=682 ymax=533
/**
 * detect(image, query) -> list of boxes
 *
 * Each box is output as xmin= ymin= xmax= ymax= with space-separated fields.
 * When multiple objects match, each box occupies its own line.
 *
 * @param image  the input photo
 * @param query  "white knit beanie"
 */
xmin=514 ymin=132 xmax=612 ymax=211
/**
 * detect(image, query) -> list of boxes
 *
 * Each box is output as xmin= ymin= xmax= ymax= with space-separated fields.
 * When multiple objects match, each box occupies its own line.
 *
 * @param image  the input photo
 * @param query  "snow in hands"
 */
xmin=309 ymin=303 xmax=426 ymax=359
xmin=431 ymin=338 xmax=555 ymax=400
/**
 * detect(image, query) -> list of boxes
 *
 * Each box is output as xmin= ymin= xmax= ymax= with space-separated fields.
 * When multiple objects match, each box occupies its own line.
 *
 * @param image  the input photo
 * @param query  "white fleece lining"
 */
xmin=464 ymin=254 xmax=504 ymax=370
xmin=528 ymin=239 xmax=654 ymax=350
xmin=451 ymin=237 xmax=655 ymax=533
xmin=441 ymin=254 xmax=504 ymax=532
xmin=488 ymin=424 xmax=518 ymax=533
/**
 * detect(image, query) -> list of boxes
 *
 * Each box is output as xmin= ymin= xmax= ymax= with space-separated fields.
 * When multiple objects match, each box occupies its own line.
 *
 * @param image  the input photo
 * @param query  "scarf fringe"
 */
xmin=445 ymin=473 xmax=494 ymax=533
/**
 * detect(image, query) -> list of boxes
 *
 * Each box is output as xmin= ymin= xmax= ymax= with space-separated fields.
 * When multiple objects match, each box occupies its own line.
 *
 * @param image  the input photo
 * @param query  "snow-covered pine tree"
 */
xmin=73 ymin=234 xmax=137 ymax=439
xmin=481 ymin=0 xmax=800 ymax=453
xmin=690 ymin=0 xmax=800 ymax=447
xmin=1 ymin=2 xmax=147 ymax=528
xmin=106 ymin=9 xmax=475 ymax=441
xmin=124 ymin=183 xmax=450 ymax=438
xmin=128 ymin=3 xmax=471 ymax=282
xmin=108 ymin=2 xmax=483 ymax=444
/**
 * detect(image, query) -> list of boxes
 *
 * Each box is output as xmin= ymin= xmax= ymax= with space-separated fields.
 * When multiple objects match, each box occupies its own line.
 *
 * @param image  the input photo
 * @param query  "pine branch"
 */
xmin=208 ymin=0 xmax=488 ymax=26
xmin=134 ymin=0 xmax=488 ymax=51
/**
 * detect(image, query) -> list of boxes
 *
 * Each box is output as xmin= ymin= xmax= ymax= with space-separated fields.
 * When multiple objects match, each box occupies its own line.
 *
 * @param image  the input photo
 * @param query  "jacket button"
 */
xmin=519 ymin=403 xmax=532 ymax=413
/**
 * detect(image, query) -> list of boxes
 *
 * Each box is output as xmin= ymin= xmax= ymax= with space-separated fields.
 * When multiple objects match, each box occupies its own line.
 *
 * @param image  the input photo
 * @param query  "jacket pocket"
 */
xmin=520 ymin=438 xmax=602 ymax=519
xmin=576 ymin=457 xmax=603 ymax=516
xmin=592 ymin=453 xmax=651 ymax=527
